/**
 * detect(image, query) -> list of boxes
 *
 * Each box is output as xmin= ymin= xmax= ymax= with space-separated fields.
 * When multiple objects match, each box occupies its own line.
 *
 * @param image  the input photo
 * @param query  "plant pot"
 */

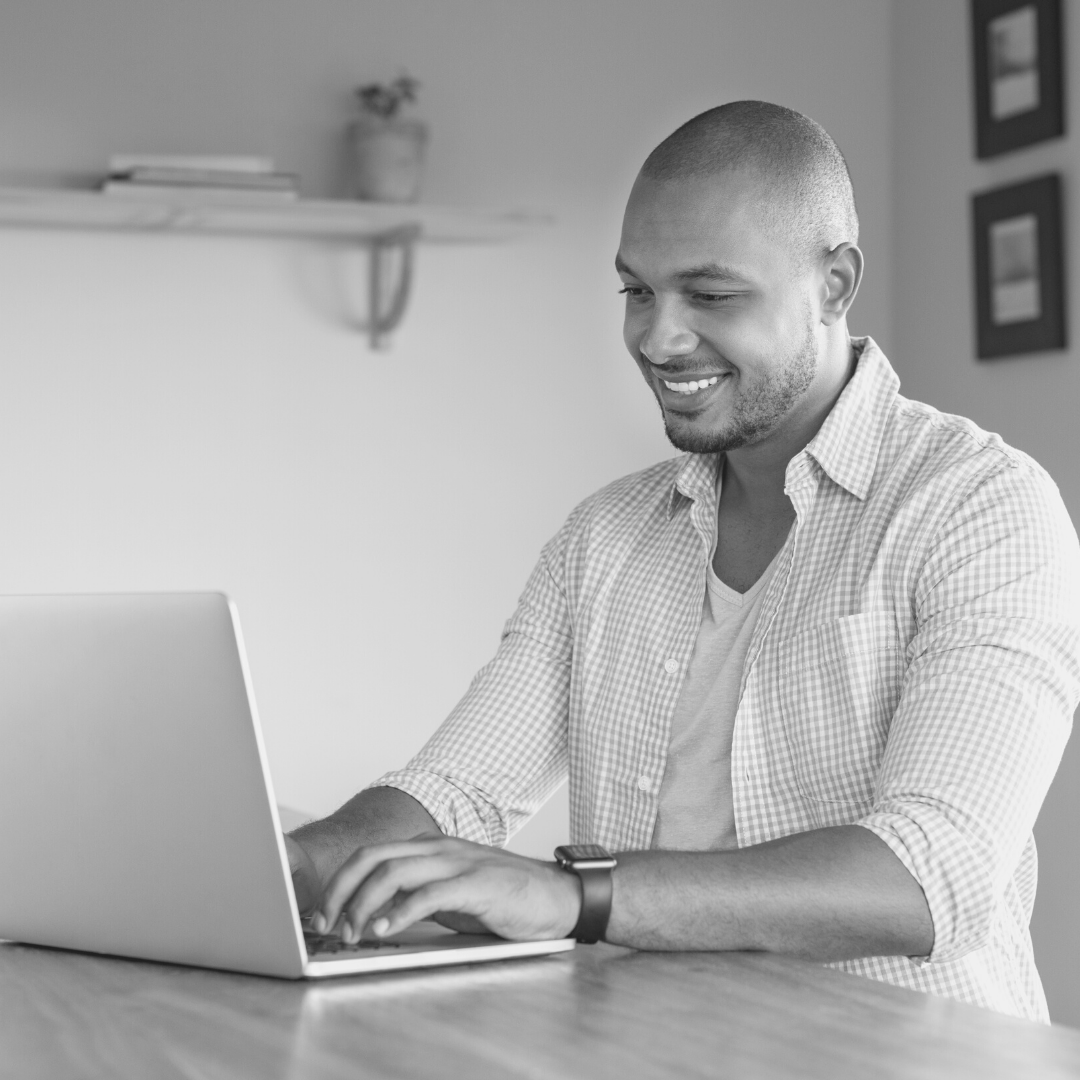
xmin=347 ymin=117 xmax=428 ymax=203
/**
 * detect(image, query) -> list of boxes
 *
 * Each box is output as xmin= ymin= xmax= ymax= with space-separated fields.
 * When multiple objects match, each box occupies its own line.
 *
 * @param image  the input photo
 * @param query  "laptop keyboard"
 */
xmin=303 ymin=931 xmax=404 ymax=956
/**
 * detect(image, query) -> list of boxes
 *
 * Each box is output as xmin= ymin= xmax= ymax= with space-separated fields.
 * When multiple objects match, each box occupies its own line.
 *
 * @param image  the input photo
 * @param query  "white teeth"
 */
xmin=663 ymin=376 xmax=720 ymax=394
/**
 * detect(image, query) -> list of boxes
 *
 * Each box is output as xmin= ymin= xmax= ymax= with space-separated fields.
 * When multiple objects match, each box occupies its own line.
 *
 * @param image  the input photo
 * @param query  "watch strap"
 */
xmin=554 ymin=845 xmax=616 ymax=944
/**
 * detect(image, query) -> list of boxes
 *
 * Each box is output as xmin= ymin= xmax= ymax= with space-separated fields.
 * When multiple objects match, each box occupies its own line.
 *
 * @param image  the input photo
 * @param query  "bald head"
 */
xmin=640 ymin=101 xmax=858 ymax=272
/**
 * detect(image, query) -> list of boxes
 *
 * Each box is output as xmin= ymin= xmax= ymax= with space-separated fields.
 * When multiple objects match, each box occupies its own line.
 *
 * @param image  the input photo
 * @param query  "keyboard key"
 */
xmin=303 ymin=932 xmax=404 ymax=956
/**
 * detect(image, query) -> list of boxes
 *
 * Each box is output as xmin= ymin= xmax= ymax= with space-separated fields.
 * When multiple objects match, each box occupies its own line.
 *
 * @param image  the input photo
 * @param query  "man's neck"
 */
xmin=713 ymin=455 xmax=797 ymax=592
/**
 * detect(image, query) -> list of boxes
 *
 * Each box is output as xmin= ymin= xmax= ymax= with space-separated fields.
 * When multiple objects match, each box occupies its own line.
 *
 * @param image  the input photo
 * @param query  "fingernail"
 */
xmin=372 ymin=917 xmax=390 ymax=937
xmin=342 ymin=921 xmax=356 ymax=944
xmin=312 ymin=913 xmax=326 ymax=934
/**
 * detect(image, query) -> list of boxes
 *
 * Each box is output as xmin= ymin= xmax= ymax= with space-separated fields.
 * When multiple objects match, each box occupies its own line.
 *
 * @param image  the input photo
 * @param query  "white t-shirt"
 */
xmin=651 ymin=536 xmax=789 ymax=851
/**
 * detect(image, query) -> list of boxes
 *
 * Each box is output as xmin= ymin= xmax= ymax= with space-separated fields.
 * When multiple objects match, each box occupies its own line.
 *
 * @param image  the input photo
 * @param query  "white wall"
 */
xmin=891 ymin=0 xmax=1080 ymax=1027
xmin=0 ymin=0 xmax=895 ymax=860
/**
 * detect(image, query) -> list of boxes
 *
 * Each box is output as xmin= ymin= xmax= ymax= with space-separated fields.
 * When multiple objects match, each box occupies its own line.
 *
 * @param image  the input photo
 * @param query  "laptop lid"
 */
xmin=0 ymin=593 xmax=574 ymax=979
xmin=0 ymin=592 xmax=309 ymax=977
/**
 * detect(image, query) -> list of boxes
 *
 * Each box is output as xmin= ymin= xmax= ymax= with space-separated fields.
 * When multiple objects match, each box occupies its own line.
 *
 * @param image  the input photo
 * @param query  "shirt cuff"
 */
xmin=854 ymin=818 xmax=938 ymax=964
xmin=368 ymin=769 xmax=503 ymax=846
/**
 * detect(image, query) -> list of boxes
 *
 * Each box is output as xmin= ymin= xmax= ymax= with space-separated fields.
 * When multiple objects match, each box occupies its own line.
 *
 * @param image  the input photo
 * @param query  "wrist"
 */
xmin=556 ymin=865 xmax=584 ymax=938
xmin=288 ymin=822 xmax=340 ymax=883
xmin=554 ymin=845 xmax=617 ymax=943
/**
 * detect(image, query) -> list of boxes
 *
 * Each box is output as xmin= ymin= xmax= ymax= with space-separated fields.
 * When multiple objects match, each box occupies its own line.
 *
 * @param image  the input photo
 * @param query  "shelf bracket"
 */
xmin=358 ymin=224 xmax=420 ymax=349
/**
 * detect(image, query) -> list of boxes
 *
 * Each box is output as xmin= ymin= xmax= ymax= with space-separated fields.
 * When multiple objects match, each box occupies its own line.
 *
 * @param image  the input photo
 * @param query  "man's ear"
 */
xmin=819 ymin=243 xmax=864 ymax=325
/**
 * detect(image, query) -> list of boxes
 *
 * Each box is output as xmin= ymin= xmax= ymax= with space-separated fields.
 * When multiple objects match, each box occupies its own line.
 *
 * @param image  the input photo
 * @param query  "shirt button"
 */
xmin=637 ymin=774 xmax=651 ymax=791
xmin=663 ymin=658 xmax=680 ymax=674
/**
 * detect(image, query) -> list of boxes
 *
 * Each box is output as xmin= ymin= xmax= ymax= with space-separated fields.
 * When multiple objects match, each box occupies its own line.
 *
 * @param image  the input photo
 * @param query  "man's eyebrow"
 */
xmin=614 ymin=255 xmax=751 ymax=285
xmin=672 ymin=262 xmax=752 ymax=285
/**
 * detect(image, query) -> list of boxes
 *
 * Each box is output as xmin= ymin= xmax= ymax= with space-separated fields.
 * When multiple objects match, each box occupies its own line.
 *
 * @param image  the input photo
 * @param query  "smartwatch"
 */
xmin=553 ymin=844 xmax=617 ymax=944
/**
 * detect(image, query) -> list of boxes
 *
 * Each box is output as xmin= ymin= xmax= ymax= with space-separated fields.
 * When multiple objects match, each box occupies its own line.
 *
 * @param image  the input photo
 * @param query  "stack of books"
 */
xmin=102 ymin=155 xmax=300 ymax=204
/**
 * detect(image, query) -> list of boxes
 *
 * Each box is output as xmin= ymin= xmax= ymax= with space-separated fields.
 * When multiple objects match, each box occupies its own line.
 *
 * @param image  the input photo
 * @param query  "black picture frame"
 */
xmin=972 ymin=0 xmax=1064 ymax=158
xmin=972 ymin=173 xmax=1066 ymax=359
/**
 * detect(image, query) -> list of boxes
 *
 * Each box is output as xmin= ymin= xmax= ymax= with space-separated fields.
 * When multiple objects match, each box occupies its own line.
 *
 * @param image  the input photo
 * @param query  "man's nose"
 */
xmin=639 ymin=299 xmax=698 ymax=366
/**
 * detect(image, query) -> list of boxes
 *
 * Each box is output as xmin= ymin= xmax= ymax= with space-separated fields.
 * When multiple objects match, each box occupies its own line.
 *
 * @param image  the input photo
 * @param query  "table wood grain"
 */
xmin=3 ymin=939 xmax=1080 ymax=1079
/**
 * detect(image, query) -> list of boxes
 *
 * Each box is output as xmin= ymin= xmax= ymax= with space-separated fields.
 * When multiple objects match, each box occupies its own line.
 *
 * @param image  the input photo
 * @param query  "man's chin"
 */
xmin=663 ymin=418 xmax=748 ymax=455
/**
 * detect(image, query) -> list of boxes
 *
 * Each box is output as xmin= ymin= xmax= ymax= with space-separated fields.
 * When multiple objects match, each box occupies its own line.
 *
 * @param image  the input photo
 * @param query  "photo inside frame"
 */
xmin=972 ymin=173 xmax=1064 ymax=359
xmin=988 ymin=5 xmax=1040 ymax=120
xmin=990 ymin=213 xmax=1041 ymax=325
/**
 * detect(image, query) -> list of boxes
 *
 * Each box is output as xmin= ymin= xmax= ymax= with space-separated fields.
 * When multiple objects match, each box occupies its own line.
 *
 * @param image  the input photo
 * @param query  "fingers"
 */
xmin=370 ymin=878 xmax=479 ymax=938
xmin=311 ymin=838 xmax=583 ymax=943
xmin=342 ymin=854 xmax=465 ymax=940
xmin=314 ymin=837 xmax=472 ymax=937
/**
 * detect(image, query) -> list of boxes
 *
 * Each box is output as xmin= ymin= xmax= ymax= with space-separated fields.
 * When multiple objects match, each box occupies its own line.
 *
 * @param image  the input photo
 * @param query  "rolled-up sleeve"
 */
xmin=857 ymin=462 xmax=1080 ymax=963
xmin=370 ymin=519 xmax=576 ymax=846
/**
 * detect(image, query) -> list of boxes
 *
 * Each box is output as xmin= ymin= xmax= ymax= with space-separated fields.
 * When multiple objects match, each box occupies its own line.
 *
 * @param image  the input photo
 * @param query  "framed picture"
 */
xmin=972 ymin=0 xmax=1064 ymax=158
xmin=972 ymin=174 xmax=1065 ymax=359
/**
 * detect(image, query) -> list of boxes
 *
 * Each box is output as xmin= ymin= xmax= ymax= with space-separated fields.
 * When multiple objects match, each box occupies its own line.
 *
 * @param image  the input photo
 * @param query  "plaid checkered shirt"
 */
xmin=373 ymin=338 xmax=1080 ymax=1021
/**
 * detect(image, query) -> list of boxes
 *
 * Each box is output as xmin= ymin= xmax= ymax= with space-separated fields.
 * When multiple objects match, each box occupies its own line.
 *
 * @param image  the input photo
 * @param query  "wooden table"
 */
xmin=4 ymin=939 xmax=1080 ymax=1079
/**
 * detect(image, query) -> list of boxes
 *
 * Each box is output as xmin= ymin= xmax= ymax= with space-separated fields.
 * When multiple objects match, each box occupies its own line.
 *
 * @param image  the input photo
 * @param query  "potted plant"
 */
xmin=348 ymin=75 xmax=427 ymax=203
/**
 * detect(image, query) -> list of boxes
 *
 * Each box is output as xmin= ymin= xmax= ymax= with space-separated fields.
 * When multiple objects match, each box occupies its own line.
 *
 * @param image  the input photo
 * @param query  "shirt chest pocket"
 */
xmin=776 ymin=612 xmax=902 ymax=807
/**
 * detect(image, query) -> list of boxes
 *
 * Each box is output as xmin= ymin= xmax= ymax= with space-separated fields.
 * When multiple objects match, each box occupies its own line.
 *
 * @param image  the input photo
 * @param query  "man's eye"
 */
xmin=694 ymin=292 xmax=736 ymax=303
xmin=618 ymin=286 xmax=649 ymax=299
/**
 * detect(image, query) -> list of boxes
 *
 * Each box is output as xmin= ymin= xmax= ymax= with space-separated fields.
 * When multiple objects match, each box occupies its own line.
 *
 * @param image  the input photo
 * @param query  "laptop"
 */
xmin=0 ymin=592 xmax=574 ymax=978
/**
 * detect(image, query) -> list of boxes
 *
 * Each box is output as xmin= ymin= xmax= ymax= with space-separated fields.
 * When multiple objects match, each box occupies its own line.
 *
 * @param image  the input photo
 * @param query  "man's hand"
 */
xmin=281 ymin=786 xmax=445 ymax=917
xmin=310 ymin=836 xmax=583 ymax=943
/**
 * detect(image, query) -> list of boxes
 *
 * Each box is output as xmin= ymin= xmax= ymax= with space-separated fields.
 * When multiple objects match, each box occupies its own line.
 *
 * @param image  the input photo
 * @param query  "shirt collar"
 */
xmin=665 ymin=336 xmax=899 ymax=516
xmin=668 ymin=451 xmax=720 ymax=518
xmin=799 ymin=336 xmax=899 ymax=501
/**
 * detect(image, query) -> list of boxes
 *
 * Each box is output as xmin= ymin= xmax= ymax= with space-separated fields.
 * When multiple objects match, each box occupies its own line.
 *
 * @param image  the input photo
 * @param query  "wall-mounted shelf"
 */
xmin=0 ymin=186 xmax=545 ymax=243
xmin=0 ymin=186 xmax=549 ymax=346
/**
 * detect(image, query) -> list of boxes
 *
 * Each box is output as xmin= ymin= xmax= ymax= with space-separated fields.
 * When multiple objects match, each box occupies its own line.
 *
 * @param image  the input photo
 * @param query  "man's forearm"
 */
xmin=290 ymin=786 xmax=441 ymax=886
xmin=608 ymin=825 xmax=935 ymax=961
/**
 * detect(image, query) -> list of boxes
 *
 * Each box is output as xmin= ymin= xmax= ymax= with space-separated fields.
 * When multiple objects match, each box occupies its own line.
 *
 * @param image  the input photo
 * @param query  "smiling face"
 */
xmin=618 ymin=169 xmax=834 ymax=456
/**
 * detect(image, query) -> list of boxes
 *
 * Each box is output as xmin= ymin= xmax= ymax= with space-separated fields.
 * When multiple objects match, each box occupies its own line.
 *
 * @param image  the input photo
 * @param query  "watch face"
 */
xmin=561 ymin=844 xmax=610 ymax=861
xmin=555 ymin=844 xmax=616 ymax=871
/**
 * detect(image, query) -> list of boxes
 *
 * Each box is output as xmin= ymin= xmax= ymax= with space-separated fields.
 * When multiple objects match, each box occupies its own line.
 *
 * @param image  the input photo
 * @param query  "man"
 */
xmin=287 ymin=101 xmax=1080 ymax=1021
